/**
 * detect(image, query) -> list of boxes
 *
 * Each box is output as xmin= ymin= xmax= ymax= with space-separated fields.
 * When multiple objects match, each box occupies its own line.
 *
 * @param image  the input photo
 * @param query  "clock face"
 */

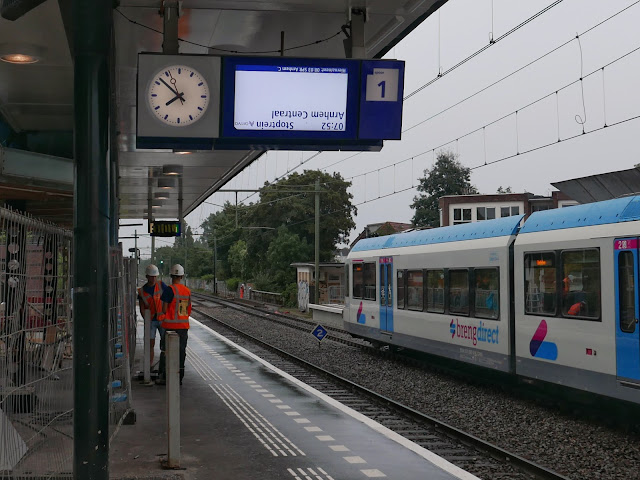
xmin=147 ymin=65 xmax=210 ymax=127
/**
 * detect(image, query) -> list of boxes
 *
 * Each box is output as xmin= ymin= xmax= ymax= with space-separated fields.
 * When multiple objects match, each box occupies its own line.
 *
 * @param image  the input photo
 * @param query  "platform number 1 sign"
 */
xmin=366 ymin=68 xmax=399 ymax=102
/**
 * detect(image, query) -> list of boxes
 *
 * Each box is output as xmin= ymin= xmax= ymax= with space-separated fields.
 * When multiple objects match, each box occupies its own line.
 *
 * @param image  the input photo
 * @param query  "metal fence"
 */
xmin=108 ymin=247 xmax=136 ymax=442
xmin=0 ymin=208 xmax=137 ymax=479
xmin=0 ymin=206 xmax=73 ymax=478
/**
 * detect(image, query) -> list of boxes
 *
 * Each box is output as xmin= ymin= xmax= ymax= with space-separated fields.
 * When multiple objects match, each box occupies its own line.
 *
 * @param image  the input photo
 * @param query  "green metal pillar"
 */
xmin=72 ymin=0 xmax=112 ymax=478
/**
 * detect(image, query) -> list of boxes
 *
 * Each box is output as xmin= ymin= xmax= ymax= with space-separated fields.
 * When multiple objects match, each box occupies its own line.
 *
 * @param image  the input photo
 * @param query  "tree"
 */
xmin=228 ymin=239 xmax=248 ymax=280
xmin=497 ymin=186 xmax=513 ymax=193
xmin=411 ymin=151 xmax=477 ymax=228
xmin=266 ymin=227 xmax=312 ymax=288
xmin=200 ymin=202 xmax=246 ymax=279
xmin=244 ymin=170 xmax=356 ymax=265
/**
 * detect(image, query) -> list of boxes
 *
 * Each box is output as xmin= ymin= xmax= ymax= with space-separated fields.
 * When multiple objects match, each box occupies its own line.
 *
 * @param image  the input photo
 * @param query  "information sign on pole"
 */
xmin=149 ymin=220 xmax=182 ymax=237
xmin=311 ymin=324 xmax=328 ymax=342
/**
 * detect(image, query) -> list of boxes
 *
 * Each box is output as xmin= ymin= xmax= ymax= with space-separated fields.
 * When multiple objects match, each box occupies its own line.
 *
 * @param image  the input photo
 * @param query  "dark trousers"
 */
xmin=158 ymin=328 xmax=188 ymax=381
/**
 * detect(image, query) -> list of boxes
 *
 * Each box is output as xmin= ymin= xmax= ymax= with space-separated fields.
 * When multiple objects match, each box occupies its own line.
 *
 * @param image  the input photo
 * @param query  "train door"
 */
xmin=614 ymin=238 xmax=640 ymax=384
xmin=379 ymin=257 xmax=394 ymax=332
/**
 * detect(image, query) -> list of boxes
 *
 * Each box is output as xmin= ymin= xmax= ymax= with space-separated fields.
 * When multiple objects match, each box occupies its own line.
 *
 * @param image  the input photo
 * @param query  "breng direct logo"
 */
xmin=450 ymin=319 xmax=499 ymax=346
xmin=529 ymin=320 xmax=558 ymax=360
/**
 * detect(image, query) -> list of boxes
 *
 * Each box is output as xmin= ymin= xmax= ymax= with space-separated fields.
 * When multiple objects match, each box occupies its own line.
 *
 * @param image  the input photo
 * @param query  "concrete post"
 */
xmin=143 ymin=309 xmax=151 ymax=383
xmin=166 ymin=331 xmax=180 ymax=468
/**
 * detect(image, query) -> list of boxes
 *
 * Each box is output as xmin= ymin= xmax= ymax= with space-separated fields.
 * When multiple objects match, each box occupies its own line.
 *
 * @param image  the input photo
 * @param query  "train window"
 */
xmin=618 ymin=252 xmax=636 ymax=333
xmin=449 ymin=269 xmax=469 ymax=315
xmin=352 ymin=264 xmax=363 ymax=298
xmin=407 ymin=270 xmax=424 ymax=311
xmin=475 ymin=268 xmax=499 ymax=320
xmin=524 ymin=252 xmax=557 ymax=315
xmin=397 ymin=270 xmax=406 ymax=309
xmin=426 ymin=270 xmax=445 ymax=313
xmin=363 ymin=263 xmax=376 ymax=301
xmin=561 ymin=249 xmax=601 ymax=320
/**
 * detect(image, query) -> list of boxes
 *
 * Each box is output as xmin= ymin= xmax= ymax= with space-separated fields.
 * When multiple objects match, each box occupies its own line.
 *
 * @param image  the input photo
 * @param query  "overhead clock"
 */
xmin=147 ymin=65 xmax=210 ymax=126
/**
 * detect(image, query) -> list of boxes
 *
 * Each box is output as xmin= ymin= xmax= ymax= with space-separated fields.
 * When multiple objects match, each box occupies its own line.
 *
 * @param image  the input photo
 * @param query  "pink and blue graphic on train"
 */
xmin=529 ymin=320 xmax=558 ymax=360
xmin=357 ymin=301 xmax=366 ymax=324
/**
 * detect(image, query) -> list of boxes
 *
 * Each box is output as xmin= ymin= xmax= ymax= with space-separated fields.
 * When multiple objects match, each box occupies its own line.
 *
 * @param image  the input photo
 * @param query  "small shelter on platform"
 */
xmin=291 ymin=262 xmax=345 ymax=311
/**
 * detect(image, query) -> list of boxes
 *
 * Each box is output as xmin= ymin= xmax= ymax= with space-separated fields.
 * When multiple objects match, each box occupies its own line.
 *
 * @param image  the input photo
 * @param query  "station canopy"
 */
xmin=552 ymin=166 xmax=640 ymax=204
xmin=0 ymin=0 xmax=447 ymax=225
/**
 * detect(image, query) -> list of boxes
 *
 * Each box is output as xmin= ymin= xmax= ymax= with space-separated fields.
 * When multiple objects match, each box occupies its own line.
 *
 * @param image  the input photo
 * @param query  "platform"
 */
xmin=110 ymin=317 xmax=479 ymax=480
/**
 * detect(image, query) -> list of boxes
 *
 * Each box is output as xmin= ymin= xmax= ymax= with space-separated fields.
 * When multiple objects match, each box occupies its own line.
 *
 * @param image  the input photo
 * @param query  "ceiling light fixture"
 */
xmin=155 ymin=191 xmax=170 ymax=200
xmin=0 ymin=44 xmax=44 ymax=64
xmin=163 ymin=164 xmax=183 ymax=176
xmin=158 ymin=177 xmax=176 ymax=189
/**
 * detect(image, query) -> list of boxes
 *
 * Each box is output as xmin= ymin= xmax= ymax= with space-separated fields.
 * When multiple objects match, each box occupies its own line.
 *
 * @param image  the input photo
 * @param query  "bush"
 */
xmin=226 ymin=277 xmax=241 ymax=291
xmin=200 ymin=274 xmax=215 ymax=282
xmin=281 ymin=282 xmax=299 ymax=308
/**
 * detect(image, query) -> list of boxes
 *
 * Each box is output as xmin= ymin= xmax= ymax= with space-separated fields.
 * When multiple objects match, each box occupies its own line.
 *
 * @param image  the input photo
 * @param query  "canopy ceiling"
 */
xmin=0 ymin=0 xmax=447 ymax=225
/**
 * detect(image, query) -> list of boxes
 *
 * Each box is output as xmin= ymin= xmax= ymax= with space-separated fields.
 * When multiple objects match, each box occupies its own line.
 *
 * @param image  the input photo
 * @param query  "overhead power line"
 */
xmin=114 ymin=9 xmax=343 ymax=54
xmin=248 ymin=0 xmax=568 ymax=179
xmin=316 ymin=0 xmax=640 ymax=173
xmin=343 ymin=40 xmax=640 ymax=184
xmin=403 ymin=0 xmax=565 ymax=100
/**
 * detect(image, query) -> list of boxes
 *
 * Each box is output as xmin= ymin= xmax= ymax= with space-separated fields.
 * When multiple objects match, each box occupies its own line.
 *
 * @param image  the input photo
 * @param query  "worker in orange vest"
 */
xmin=156 ymin=264 xmax=191 ymax=385
xmin=567 ymin=300 xmax=586 ymax=316
xmin=137 ymin=264 xmax=167 ymax=369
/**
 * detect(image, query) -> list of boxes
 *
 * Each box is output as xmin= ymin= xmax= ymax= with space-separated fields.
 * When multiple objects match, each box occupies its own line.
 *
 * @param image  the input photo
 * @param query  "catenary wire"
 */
xmin=250 ymin=0 xmax=638 ymax=183
xmin=114 ymin=9 xmax=343 ymax=54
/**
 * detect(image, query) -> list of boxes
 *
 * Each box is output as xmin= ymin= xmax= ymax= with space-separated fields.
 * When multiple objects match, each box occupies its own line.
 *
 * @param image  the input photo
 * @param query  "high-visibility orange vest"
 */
xmin=138 ymin=283 xmax=162 ymax=320
xmin=161 ymin=284 xmax=191 ymax=330
xmin=567 ymin=301 xmax=583 ymax=316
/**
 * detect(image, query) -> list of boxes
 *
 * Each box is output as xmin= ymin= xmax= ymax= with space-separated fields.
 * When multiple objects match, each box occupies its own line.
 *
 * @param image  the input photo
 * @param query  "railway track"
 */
xmin=190 ymin=299 xmax=569 ymax=480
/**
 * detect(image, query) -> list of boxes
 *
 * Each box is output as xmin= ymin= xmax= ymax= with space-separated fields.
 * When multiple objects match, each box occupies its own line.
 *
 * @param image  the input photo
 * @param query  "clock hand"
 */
xmin=166 ymin=92 xmax=185 ymax=106
xmin=168 ymin=71 xmax=185 ymax=105
xmin=159 ymin=77 xmax=180 ymax=96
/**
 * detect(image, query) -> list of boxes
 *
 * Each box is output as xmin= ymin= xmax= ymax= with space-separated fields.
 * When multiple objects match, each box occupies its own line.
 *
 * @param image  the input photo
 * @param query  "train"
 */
xmin=344 ymin=195 xmax=640 ymax=405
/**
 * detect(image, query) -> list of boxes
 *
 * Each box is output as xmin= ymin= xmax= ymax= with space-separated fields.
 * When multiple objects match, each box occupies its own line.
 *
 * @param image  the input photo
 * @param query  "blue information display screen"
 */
xmin=222 ymin=57 xmax=360 ymax=139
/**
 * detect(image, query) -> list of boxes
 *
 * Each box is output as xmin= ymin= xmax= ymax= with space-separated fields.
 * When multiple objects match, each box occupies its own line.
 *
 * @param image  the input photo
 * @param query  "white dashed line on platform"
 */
xmin=344 ymin=456 xmax=366 ymax=464
xmin=329 ymin=445 xmax=349 ymax=452
xmin=361 ymin=469 xmax=386 ymax=477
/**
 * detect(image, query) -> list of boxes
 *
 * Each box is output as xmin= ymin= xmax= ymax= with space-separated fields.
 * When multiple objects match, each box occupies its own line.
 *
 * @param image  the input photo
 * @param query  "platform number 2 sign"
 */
xmin=366 ymin=68 xmax=400 ymax=102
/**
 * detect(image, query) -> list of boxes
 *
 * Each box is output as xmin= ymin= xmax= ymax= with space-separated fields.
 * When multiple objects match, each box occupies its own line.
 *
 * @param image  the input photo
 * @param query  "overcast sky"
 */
xmin=123 ymin=0 xmax=640 ymax=257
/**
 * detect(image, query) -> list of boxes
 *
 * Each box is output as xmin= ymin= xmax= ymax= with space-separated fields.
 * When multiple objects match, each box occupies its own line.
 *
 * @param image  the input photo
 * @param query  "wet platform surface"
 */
xmin=110 ymin=317 xmax=478 ymax=480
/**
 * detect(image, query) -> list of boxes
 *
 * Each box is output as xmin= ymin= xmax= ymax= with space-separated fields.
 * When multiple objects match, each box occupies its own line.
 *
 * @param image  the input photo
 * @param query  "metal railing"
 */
xmin=248 ymin=289 xmax=284 ymax=306
xmin=327 ymin=285 xmax=345 ymax=304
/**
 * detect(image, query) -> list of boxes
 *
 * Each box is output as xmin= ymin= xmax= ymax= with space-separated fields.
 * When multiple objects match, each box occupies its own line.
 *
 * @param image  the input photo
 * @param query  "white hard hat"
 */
xmin=170 ymin=264 xmax=185 ymax=276
xmin=145 ymin=264 xmax=159 ymax=276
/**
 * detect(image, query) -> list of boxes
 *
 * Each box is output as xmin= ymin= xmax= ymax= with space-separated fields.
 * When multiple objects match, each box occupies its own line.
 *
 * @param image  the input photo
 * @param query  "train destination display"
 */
xmin=233 ymin=65 xmax=349 ymax=132
xmin=138 ymin=53 xmax=405 ymax=149
xmin=222 ymin=57 xmax=360 ymax=140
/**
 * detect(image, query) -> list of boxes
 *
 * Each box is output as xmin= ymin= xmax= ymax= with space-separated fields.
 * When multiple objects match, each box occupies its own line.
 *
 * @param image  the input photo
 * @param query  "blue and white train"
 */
xmin=345 ymin=196 xmax=640 ymax=405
